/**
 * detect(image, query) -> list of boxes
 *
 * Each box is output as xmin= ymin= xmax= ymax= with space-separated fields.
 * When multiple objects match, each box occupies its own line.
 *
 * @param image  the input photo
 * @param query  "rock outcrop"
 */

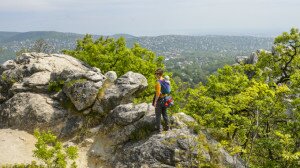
xmin=235 ymin=52 xmax=258 ymax=65
xmin=0 ymin=52 xmax=245 ymax=168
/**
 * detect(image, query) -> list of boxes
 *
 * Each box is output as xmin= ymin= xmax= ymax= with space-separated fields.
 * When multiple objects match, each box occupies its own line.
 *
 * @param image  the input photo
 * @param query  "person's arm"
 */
xmin=153 ymin=81 xmax=161 ymax=107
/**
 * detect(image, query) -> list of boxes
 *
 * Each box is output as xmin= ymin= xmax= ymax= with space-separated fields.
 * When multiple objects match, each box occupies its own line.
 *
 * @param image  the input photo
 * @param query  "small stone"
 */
xmin=83 ymin=108 xmax=91 ymax=115
xmin=84 ymin=71 xmax=106 ymax=81
xmin=82 ymin=138 xmax=94 ymax=147
xmin=64 ymin=142 xmax=75 ymax=148
xmin=89 ymin=126 xmax=101 ymax=134
xmin=174 ymin=149 xmax=181 ymax=162
xmin=94 ymin=81 xmax=103 ymax=89
xmin=92 ymin=67 xmax=101 ymax=73
xmin=19 ymin=137 xmax=26 ymax=141
xmin=105 ymin=71 xmax=117 ymax=83
xmin=1 ymin=60 xmax=16 ymax=70
xmin=141 ymin=164 xmax=150 ymax=168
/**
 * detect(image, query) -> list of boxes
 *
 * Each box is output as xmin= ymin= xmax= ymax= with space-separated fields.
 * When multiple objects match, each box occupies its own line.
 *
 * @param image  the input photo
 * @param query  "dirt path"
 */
xmin=0 ymin=129 xmax=37 ymax=165
xmin=0 ymin=128 xmax=90 ymax=167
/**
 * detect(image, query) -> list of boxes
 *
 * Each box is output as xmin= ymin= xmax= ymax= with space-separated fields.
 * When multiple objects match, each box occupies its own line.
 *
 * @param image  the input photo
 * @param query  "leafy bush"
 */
xmin=33 ymin=130 xmax=78 ymax=168
xmin=48 ymin=80 xmax=65 ymax=92
xmin=185 ymin=28 xmax=300 ymax=167
xmin=63 ymin=35 xmax=166 ymax=102
xmin=1 ymin=130 xmax=78 ymax=168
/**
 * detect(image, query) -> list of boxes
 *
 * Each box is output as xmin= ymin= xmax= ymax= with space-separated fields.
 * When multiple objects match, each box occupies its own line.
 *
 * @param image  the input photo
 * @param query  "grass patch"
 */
xmin=1 ymin=161 xmax=43 ymax=168
xmin=1 ymin=73 xmax=17 ymax=84
xmin=48 ymin=80 xmax=64 ymax=92
xmin=186 ymin=121 xmax=201 ymax=134
xmin=65 ymin=79 xmax=87 ymax=88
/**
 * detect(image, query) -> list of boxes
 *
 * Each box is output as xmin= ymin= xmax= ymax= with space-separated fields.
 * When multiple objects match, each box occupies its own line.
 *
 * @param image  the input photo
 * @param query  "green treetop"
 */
xmin=63 ymin=35 xmax=165 ymax=102
xmin=185 ymin=28 xmax=300 ymax=167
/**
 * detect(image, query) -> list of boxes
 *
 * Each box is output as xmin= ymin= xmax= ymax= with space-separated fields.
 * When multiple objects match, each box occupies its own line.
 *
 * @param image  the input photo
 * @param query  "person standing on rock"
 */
xmin=153 ymin=68 xmax=170 ymax=132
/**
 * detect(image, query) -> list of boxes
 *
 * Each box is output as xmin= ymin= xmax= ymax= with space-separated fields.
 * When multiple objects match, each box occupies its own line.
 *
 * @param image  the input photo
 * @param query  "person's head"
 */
xmin=155 ymin=68 xmax=163 ymax=78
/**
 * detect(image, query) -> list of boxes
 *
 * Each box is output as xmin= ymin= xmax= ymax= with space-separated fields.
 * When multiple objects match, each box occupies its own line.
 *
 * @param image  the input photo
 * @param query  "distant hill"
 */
xmin=0 ymin=31 xmax=20 ymax=41
xmin=0 ymin=31 xmax=85 ymax=63
xmin=0 ymin=31 xmax=274 ymax=84
xmin=0 ymin=31 xmax=273 ymax=60
xmin=0 ymin=31 xmax=83 ymax=43
xmin=111 ymin=34 xmax=137 ymax=39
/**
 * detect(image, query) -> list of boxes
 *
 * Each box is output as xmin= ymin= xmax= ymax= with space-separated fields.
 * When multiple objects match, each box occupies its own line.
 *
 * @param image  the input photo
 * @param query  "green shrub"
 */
xmin=63 ymin=35 xmax=165 ymax=103
xmin=48 ymin=80 xmax=64 ymax=92
xmin=1 ymin=130 xmax=78 ymax=168
xmin=1 ymin=161 xmax=43 ymax=168
xmin=33 ymin=130 xmax=78 ymax=168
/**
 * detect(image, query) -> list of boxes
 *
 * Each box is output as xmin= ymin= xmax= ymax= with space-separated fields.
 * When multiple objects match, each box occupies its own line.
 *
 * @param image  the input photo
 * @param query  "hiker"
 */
xmin=153 ymin=68 xmax=170 ymax=132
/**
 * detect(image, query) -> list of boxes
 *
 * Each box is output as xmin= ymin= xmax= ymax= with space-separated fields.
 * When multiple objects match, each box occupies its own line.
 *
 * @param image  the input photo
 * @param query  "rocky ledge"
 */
xmin=0 ymin=53 xmax=245 ymax=167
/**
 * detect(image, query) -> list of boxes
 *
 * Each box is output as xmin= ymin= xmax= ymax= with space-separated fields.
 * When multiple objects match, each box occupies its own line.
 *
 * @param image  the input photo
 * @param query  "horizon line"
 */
xmin=0 ymin=30 xmax=277 ymax=38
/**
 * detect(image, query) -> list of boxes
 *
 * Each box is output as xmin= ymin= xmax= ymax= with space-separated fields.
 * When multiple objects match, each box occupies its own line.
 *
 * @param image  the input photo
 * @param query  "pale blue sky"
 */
xmin=0 ymin=0 xmax=299 ymax=36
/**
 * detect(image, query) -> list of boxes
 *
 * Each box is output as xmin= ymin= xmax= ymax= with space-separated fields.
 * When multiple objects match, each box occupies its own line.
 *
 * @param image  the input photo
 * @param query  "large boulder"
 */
xmin=111 ymin=113 xmax=246 ymax=168
xmin=0 ymin=92 xmax=66 ymax=131
xmin=92 ymin=71 xmax=148 ymax=113
xmin=235 ymin=52 xmax=258 ymax=65
xmin=23 ymin=71 xmax=51 ymax=87
xmin=0 ymin=53 xmax=109 ymax=133
xmin=110 ymin=103 xmax=149 ymax=126
xmin=114 ymin=129 xmax=193 ymax=168
xmin=63 ymin=80 xmax=99 ymax=111
xmin=52 ymin=69 xmax=106 ymax=83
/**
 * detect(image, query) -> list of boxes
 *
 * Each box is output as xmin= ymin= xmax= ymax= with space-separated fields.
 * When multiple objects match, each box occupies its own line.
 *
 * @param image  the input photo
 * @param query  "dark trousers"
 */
xmin=155 ymin=98 xmax=169 ymax=131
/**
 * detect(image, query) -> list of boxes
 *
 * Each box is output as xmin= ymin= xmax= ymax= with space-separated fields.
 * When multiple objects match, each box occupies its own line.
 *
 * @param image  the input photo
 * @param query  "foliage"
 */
xmin=185 ymin=28 xmax=300 ymax=167
xmin=256 ymin=28 xmax=300 ymax=84
xmin=16 ymin=39 xmax=54 ymax=56
xmin=63 ymin=35 xmax=164 ymax=102
xmin=31 ymin=39 xmax=54 ymax=54
xmin=33 ymin=130 xmax=78 ymax=168
xmin=65 ymin=79 xmax=87 ymax=88
xmin=16 ymin=48 xmax=30 ymax=57
xmin=1 ymin=161 xmax=43 ymax=168
xmin=167 ymin=51 xmax=236 ymax=85
xmin=48 ymin=80 xmax=65 ymax=92
xmin=196 ymin=133 xmax=225 ymax=168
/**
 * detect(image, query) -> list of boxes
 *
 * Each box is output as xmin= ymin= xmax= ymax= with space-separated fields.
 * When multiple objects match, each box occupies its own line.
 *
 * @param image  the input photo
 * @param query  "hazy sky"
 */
xmin=0 ymin=0 xmax=299 ymax=36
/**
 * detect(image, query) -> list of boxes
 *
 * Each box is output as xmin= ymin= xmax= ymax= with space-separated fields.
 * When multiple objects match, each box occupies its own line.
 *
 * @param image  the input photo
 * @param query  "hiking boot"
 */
xmin=166 ymin=126 xmax=170 ymax=131
xmin=155 ymin=128 xmax=163 ymax=134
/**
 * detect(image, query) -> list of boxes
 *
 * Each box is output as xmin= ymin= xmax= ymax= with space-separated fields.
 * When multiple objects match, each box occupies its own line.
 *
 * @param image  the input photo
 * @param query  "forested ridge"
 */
xmin=0 ymin=31 xmax=273 ymax=85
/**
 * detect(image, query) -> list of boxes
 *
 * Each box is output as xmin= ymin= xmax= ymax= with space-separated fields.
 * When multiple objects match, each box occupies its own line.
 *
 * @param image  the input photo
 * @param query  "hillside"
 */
xmin=0 ymin=31 xmax=273 ymax=60
xmin=0 ymin=31 xmax=20 ymax=40
xmin=0 ymin=31 xmax=274 ymax=84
